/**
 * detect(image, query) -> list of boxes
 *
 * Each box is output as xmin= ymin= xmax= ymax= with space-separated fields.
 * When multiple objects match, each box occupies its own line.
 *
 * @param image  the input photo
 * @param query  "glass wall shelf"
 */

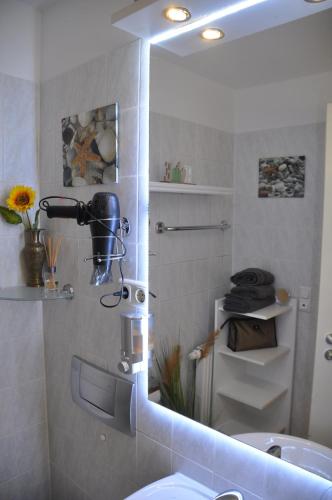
xmin=0 ymin=286 xmax=74 ymax=301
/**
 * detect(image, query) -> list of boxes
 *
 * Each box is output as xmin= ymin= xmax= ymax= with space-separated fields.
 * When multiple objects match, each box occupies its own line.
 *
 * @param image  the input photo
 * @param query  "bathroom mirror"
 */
xmin=148 ymin=6 xmax=332 ymax=477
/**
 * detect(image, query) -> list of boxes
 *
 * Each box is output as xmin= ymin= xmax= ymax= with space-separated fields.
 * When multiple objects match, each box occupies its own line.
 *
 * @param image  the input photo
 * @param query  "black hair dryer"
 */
xmin=42 ymin=192 xmax=125 ymax=286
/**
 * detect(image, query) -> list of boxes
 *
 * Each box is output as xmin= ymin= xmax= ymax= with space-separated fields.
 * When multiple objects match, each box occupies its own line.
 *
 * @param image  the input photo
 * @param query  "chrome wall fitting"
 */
xmin=155 ymin=220 xmax=231 ymax=234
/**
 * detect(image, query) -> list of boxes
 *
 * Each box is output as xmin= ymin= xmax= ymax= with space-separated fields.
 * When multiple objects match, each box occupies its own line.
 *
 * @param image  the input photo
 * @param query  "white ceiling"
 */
xmin=153 ymin=8 xmax=332 ymax=89
xmin=113 ymin=0 xmax=332 ymax=56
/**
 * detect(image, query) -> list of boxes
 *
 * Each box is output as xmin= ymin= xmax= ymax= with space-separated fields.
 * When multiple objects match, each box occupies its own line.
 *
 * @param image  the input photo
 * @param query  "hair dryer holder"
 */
xmin=84 ymin=216 xmax=130 ymax=264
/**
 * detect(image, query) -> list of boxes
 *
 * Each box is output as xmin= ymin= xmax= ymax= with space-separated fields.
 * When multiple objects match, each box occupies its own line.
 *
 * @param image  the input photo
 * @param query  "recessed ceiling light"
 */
xmin=201 ymin=28 xmax=225 ymax=41
xmin=164 ymin=6 xmax=191 ymax=23
xmin=304 ymin=0 xmax=327 ymax=2
xmin=150 ymin=0 xmax=267 ymax=45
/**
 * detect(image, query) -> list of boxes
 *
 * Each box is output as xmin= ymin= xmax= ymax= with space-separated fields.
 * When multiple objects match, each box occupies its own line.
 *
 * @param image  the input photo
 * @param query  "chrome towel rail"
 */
xmin=155 ymin=220 xmax=231 ymax=234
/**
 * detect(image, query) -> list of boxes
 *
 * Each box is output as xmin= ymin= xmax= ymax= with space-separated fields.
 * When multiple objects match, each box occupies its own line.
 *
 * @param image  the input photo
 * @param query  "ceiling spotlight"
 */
xmin=150 ymin=0 xmax=267 ymax=46
xmin=201 ymin=28 xmax=225 ymax=41
xmin=164 ymin=6 xmax=191 ymax=23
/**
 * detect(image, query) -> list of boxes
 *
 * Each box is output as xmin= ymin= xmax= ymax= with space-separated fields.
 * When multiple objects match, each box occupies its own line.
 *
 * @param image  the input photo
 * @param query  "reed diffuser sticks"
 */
xmin=44 ymin=235 xmax=62 ymax=269
xmin=43 ymin=235 xmax=62 ymax=291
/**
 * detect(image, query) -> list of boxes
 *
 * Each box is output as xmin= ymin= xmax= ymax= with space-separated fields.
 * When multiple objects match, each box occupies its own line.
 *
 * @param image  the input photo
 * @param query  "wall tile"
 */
xmin=106 ymin=41 xmax=140 ymax=111
xmin=0 ymin=435 xmax=16 ymax=483
xmin=0 ymin=461 xmax=50 ymax=500
xmin=13 ymin=378 xmax=46 ymax=431
xmin=0 ymin=127 xmax=3 ymax=182
xmin=263 ymin=458 xmax=330 ymax=500
xmin=51 ymin=463 xmax=89 ymax=500
xmin=213 ymin=438 xmax=267 ymax=498
xmin=14 ymin=423 xmax=49 ymax=477
xmin=172 ymin=417 xmax=215 ymax=470
xmin=3 ymin=76 xmax=35 ymax=130
xmin=0 ymin=340 xmax=14 ymax=389
xmin=137 ymin=393 xmax=173 ymax=448
xmin=12 ymin=332 xmax=44 ymax=385
xmin=136 ymin=433 xmax=172 ymax=488
xmin=119 ymin=107 xmax=139 ymax=177
xmin=172 ymin=452 xmax=214 ymax=488
xmin=233 ymin=123 xmax=324 ymax=437
xmin=0 ymin=389 xmax=15 ymax=438
xmin=0 ymin=72 xmax=48 ymax=495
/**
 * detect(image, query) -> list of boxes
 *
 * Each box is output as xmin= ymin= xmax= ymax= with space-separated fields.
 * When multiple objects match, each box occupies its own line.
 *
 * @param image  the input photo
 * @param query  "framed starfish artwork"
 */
xmin=61 ymin=103 xmax=119 ymax=186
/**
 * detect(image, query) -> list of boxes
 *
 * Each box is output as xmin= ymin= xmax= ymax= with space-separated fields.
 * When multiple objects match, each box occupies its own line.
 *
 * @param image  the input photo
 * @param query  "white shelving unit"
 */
xmin=217 ymin=375 xmax=287 ymax=411
xmin=217 ymin=418 xmax=285 ymax=436
xmin=149 ymin=181 xmax=233 ymax=196
xmin=218 ymin=301 xmax=291 ymax=320
xmin=212 ymin=297 xmax=297 ymax=436
xmin=218 ymin=345 xmax=290 ymax=367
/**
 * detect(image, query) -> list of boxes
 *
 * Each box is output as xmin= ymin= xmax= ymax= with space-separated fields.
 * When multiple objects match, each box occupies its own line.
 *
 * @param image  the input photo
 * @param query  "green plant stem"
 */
xmin=26 ymin=211 xmax=32 ymax=230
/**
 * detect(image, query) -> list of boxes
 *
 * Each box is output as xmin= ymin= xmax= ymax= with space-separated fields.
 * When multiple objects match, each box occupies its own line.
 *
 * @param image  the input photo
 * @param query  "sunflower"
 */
xmin=7 ymin=186 xmax=36 ymax=213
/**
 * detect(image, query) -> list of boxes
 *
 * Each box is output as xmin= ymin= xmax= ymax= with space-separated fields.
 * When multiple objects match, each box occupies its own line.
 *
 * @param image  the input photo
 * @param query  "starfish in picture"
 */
xmin=71 ymin=132 xmax=101 ymax=177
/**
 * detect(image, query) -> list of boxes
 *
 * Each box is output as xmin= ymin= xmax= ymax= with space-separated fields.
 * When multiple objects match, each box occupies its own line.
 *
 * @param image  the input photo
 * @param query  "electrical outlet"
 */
xmin=122 ymin=285 xmax=131 ymax=301
xmin=299 ymin=299 xmax=311 ymax=312
xmin=119 ymin=279 xmax=147 ymax=306
xmin=135 ymin=288 xmax=146 ymax=304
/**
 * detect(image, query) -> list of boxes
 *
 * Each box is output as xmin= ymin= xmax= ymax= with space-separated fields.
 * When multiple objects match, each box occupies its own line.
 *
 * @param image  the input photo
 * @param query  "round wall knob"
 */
xmin=325 ymin=334 xmax=332 ymax=345
xmin=324 ymin=349 xmax=332 ymax=361
xmin=118 ymin=360 xmax=130 ymax=373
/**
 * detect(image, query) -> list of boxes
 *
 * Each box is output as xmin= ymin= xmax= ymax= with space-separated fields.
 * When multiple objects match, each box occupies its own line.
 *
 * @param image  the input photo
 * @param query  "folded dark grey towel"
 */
xmin=223 ymin=294 xmax=275 ymax=313
xmin=230 ymin=285 xmax=275 ymax=300
xmin=231 ymin=268 xmax=274 ymax=286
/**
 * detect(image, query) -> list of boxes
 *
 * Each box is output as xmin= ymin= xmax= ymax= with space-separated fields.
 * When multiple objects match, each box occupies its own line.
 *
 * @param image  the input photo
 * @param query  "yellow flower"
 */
xmin=6 ymin=186 xmax=36 ymax=213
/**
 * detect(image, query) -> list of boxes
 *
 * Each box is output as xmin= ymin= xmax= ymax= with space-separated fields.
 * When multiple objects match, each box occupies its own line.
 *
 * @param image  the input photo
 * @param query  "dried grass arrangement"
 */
xmin=154 ymin=342 xmax=195 ymax=419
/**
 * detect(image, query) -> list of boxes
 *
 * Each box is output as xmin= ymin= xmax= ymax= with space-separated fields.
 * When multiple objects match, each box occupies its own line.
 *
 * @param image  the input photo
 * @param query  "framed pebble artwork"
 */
xmin=258 ymin=156 xmax=305 ymax=198
xmin=62 ymin=103 xmax=119 ymax=187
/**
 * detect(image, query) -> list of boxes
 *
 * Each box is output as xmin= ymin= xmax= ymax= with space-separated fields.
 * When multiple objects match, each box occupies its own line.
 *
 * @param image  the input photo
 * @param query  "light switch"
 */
xmin=299 ymin=286 xmax=311 ymax=299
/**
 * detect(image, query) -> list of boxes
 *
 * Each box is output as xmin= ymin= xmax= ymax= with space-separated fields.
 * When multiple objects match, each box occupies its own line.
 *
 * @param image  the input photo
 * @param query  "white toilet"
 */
xmin=125 ymin=473 xmax=243 ymax=500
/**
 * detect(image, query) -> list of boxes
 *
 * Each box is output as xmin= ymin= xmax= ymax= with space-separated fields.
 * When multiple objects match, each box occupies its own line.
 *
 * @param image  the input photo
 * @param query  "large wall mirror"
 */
xmin=148 ymin=6 xmax=332 ymax=480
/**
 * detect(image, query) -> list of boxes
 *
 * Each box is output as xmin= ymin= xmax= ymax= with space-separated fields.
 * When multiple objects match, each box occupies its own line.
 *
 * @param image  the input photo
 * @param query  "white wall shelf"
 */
xmin=217 ymin=375 xmax=287 ymax=411
xmin=218 ymin=301 xmax=292 ymax=320
xmin=0 ymin=286 xmax=74 ymax=301
xmin=149 ymin=181 xmax=233 ymax=196
xmin=218 ymin=345 xmax=290 ymax=367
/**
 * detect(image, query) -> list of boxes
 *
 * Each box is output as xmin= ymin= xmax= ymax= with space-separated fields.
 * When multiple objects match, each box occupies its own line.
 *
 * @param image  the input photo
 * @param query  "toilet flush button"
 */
xmin=324 ymin=349 xmax=332 ymax=361
xmin=325 ymin=334 xmax=332 ymax=345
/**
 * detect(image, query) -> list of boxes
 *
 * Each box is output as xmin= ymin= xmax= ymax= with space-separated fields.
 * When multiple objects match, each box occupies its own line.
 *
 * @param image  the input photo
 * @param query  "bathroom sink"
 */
xmin=234 ymin=432 xmax=332 ymax=480
xmin=125 ymin=473 xmax=218 ymax=499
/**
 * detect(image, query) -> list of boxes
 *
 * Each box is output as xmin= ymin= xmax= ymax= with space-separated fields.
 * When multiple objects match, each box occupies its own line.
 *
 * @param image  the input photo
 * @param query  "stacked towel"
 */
xmin=223 ymin=294 xmax=275 ymax=313
xmin=231 ymin=268 xmax=274 ymax=286
xmin=230 ymin=285 xmax=275 ymax=299
xmin=223 ymin=268 xmax=275 ymax=313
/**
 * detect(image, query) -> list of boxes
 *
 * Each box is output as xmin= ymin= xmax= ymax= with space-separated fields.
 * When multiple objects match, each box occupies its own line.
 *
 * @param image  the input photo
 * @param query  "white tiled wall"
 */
xmin=233 ymin=123 xmax=325 ymax=437
xmin=0 ymin=73 xmax=49 ymax=499
xmin=150 ymin=111 xmax=233 ymax=187
xmin=40 ymin=39 xmax=147 ymax=500
xmin=149 ymin=113 xmax=233 ymax=385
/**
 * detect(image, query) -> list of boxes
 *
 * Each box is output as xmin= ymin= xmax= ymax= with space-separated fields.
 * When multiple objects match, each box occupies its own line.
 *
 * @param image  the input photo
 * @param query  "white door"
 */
xmin=309 ymin=104 xmax=332 ymax=447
